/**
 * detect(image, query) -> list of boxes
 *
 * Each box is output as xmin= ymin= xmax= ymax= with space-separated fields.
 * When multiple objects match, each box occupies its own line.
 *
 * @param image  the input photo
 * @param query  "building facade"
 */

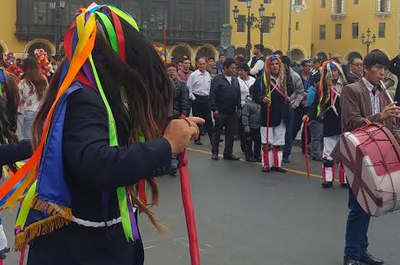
xmin=1 ymin=0 xmax=224 ymax=62
xmin=230 ymin=0 xmax=399 ymax=62
xmin=312 ymin=0 xmax=399 ymax=62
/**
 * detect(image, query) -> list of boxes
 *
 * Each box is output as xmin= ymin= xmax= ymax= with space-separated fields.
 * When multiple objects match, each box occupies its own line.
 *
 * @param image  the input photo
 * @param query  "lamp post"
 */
xmin=233 ymin=1 xmax=276 ymax=60
xmin=49 ymin=1 xmax=66 ymax=59
xmin=361 ymin=28 xmax=377 ymax=54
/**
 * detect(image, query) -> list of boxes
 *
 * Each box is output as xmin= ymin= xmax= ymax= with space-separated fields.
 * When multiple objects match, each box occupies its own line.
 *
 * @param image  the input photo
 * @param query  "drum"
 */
xmin=333 ymin=123 xmax=400 ymax=217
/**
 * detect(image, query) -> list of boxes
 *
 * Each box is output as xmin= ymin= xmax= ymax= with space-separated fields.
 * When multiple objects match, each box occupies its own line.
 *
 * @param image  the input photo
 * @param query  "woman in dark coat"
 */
xmin=0 ymin=5 xmax=202 ymax=265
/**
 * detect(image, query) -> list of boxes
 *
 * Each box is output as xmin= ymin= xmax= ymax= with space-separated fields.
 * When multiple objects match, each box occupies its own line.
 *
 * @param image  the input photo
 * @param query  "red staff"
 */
xmin=179 ymin=151 xmax=201 ymax=265
xmin=304 ymin=120 xmax=310 ymax=179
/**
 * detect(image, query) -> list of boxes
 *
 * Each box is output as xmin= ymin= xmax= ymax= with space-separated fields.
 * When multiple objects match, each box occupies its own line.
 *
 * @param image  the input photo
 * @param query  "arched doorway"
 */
xmin=316 ymin=52 xmax=328 ymax=62
xmin=171 ymin=46 xmax=191 ymax=63
xmin=26 ymin=41 xmax=53 ymax=57
xmin=291 ymin=49 xmax=305 ymax=61
xmin=346 ymin=51 xmax=363 ymax=62
xmin=263 ymin=48 xmax=273 ymax=56
xmin=196 ymin=46 xmax=215 ymax=60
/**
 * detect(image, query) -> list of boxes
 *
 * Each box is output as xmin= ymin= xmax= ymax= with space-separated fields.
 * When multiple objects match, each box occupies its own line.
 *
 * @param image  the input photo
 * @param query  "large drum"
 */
xmin=333 ymin=123 xmax=400 ymax=217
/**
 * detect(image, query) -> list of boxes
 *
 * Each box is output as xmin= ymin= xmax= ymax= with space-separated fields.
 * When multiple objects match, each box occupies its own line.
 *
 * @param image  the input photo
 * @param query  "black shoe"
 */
xmin=262 ymin=166 xmax=271 ymax=172
xmin=200 ymin=132 xmax=206 ymax=136
xmin=341 ymin=183 xmax=348 ymax=189
xmin=219 ymin=139 xmax=224 ymax=143
xmin=271 ymin=167 xmax=286 ymax=173
xmin=223 ymin=155 xmax=240 ymax=161
xmin=194 ymin=140 xmax=203 ymax=145
xmin=311 ymin=156 xmax=323 ymax=162
xmin=211 ymin=154 xmax=219 ymax=160
xmin=360 ymin=251 xmax=384 ymax=265
xmin=248 ymin=157 xmax=259 ymax=163
xmin=343 ymin=258 xmax=362 ymax=265
xmin=322 ymin=181 xmax=333 ymax=188
xmin=282 ymin=157 xmax=290 ymax=163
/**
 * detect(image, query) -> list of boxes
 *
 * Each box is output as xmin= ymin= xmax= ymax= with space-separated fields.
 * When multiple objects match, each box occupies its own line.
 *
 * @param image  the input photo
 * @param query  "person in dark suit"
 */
xmin=339 ymin=51 xmax=400 ymax=265
xmin=210 ymin=58 xmax=241 ymax=161
xmin=23 ymin=6 xmax=204 ymax=265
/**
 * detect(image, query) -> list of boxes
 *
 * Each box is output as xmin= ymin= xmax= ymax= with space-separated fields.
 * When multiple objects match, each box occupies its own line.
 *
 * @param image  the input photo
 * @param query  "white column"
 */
xmin=341 ymin=0 xmax=345 ymax=13
xmin=388 ymin=0 xmax=391 ymax=12
xmin=331 ymin=0 xmax=335 ymax=13
xmin=377 ymin=0 xmax=381 ymax=12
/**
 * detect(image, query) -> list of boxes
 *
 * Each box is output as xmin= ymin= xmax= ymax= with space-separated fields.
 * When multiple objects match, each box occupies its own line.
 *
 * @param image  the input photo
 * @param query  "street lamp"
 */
xmin=49 ymin=1 xmax=66 ymax=59
xmin=361 ymin=28 xmax=377 ymax=54
xmin=232 ymin=2 xmax=276 ymax=59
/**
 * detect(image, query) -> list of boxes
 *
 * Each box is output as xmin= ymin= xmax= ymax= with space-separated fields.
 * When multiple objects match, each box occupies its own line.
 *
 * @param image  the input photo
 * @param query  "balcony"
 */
xmin=375 ymin=11 xmax=392 ymax=18
xmin=330 ymin=12 xmax=346 ymax=20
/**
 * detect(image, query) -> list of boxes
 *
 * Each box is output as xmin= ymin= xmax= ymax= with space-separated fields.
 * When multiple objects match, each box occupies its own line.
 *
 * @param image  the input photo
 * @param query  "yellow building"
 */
xmin=0 ymin=0 xmax=27 ymax=57
xmin=231 ymin=0 xmax=399 ymax=62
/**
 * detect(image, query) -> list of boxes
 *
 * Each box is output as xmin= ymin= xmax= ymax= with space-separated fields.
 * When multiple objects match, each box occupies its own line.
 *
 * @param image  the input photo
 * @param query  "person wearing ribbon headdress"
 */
xmin=0 ymin=4 xmax=203 ymax=265
xmin=34 ymin=49 xmax=54 ymax=80
xmin=317 ymin=60 xmax=348 ymax=188
xmin=252 ymin=55 xmax=289 ymax=173
xmin=336 ymin=51 xmax=400 ymax=265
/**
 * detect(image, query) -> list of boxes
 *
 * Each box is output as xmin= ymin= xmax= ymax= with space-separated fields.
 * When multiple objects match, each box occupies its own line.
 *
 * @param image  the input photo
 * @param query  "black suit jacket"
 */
xmin=28 ymin=86 xmax=172 ymax=265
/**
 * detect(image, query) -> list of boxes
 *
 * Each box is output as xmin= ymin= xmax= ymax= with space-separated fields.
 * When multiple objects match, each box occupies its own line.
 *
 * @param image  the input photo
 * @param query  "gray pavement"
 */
xmin=1 ymin=141 xmax=400 ymax=265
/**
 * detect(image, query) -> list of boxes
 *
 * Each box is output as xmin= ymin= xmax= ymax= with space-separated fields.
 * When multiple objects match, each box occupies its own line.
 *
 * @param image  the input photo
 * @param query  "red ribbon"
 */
xmin=178 ymin=151 xmax=201 ymax=265
xmin=304 ymin=121 xmax=310 ymax=179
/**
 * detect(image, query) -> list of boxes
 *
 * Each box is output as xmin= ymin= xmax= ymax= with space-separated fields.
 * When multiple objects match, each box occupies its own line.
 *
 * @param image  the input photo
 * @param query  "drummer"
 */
xmin=340 ymin=50 xmax=400 ymax=265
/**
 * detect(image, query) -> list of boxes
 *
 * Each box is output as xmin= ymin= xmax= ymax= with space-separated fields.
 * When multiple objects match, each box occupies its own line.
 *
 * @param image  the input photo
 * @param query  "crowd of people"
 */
xmin=0 ymin=4 xmax=399 ymax=263
xmin=169 ymin=46 xmax=400 ymax=265
xmin=169 ymin=45 xmax=400 ymax=186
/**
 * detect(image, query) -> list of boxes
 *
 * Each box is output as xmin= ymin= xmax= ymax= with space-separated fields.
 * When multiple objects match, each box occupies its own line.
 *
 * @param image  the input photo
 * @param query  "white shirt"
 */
xmin=225 ymin=75 xmax=232 ymax=84
xmin=239 ymin=76 xmax=256 ymax=106
xmin=19 ymin=79 xmax=42 ymax=112
xmin=187 ymin=69 xmax=211 ymax=100
xmin=247 ymin=56 xmax=265 ymax=76
xmin=362 ymin=77 xmax=380 ymax=115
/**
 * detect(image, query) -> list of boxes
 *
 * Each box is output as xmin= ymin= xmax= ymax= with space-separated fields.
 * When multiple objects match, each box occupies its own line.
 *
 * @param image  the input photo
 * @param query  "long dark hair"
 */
xmin=21 ymin=56 xmax=48 ymax=101
xmin=32 ymin=18 xmax=173 ymax=231
xmin=0 ymin=69 xmax=20 ymax=171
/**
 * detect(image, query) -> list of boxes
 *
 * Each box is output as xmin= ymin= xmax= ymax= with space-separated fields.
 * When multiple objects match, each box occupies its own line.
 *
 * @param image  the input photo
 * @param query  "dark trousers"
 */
xmin=212 ymin=113 xmax=236 ymax=156
xmin=344 ymin=186 xmax=371 ymax=260
xmin=238 ymin=116 xmax=246 ymax=152
xmin=192 ymin=95 xmax=213 ymax=142
xmin=284 ymin=110 xmax=294 ymax=158
xmin=245 ymin=128 xmax=261 ymax=160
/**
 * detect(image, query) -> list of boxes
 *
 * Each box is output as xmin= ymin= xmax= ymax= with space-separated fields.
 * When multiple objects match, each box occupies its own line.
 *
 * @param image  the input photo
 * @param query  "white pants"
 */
xmin=322 ymin=135 xmax=346 ymax=184
xmin=260 ymin=122 xmax=286 ymax=168
xmin=0 ymin=224 xmax=7 ymax=251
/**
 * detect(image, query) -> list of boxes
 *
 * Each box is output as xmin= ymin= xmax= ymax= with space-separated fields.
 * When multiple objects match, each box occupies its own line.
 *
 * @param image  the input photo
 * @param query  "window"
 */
xmin=237 ymin=15 xmax=245 ymax=33
xmin=379 ymin=0 xmax=389 ymax=12
xmin=262 ymin=17 xmax=273 ymax=33
xmin=319 ymin=25 xmax=326 ymax=40
xmin=379 ymin=23 xmax=386 ymax=38
xmin=321 ymin=0 xmax=326 ymax=7
xmin=264 ymin=0 xmax=272 ymax=4
xmin=354 ymin=0 xmax=358 ymax=4
xmin=335 ymin=24 xmax=342 ymax=39
xmin=294 ymin=0 xmax=302 ymax=5
xmin=33 ymin=1 xmax=50 ymax=25
xmin=295 ymin=22 xmax=300 ymax=31
xmin=336 ymin=0 xmax=343 ymax=13
xmin=352 ymin=23 xmax=359 ymax=38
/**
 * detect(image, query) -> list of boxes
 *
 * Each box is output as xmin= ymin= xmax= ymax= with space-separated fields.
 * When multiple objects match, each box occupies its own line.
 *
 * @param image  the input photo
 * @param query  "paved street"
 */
xmin=1 ymin=141 xmax=400 ymax=265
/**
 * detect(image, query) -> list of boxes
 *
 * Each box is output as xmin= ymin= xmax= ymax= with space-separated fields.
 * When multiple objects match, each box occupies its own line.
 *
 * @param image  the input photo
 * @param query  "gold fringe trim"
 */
xmin=14 ymin=215 xmax=71 ymax=251
xmin=30 ymin=196 xmax=73 ymax=221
